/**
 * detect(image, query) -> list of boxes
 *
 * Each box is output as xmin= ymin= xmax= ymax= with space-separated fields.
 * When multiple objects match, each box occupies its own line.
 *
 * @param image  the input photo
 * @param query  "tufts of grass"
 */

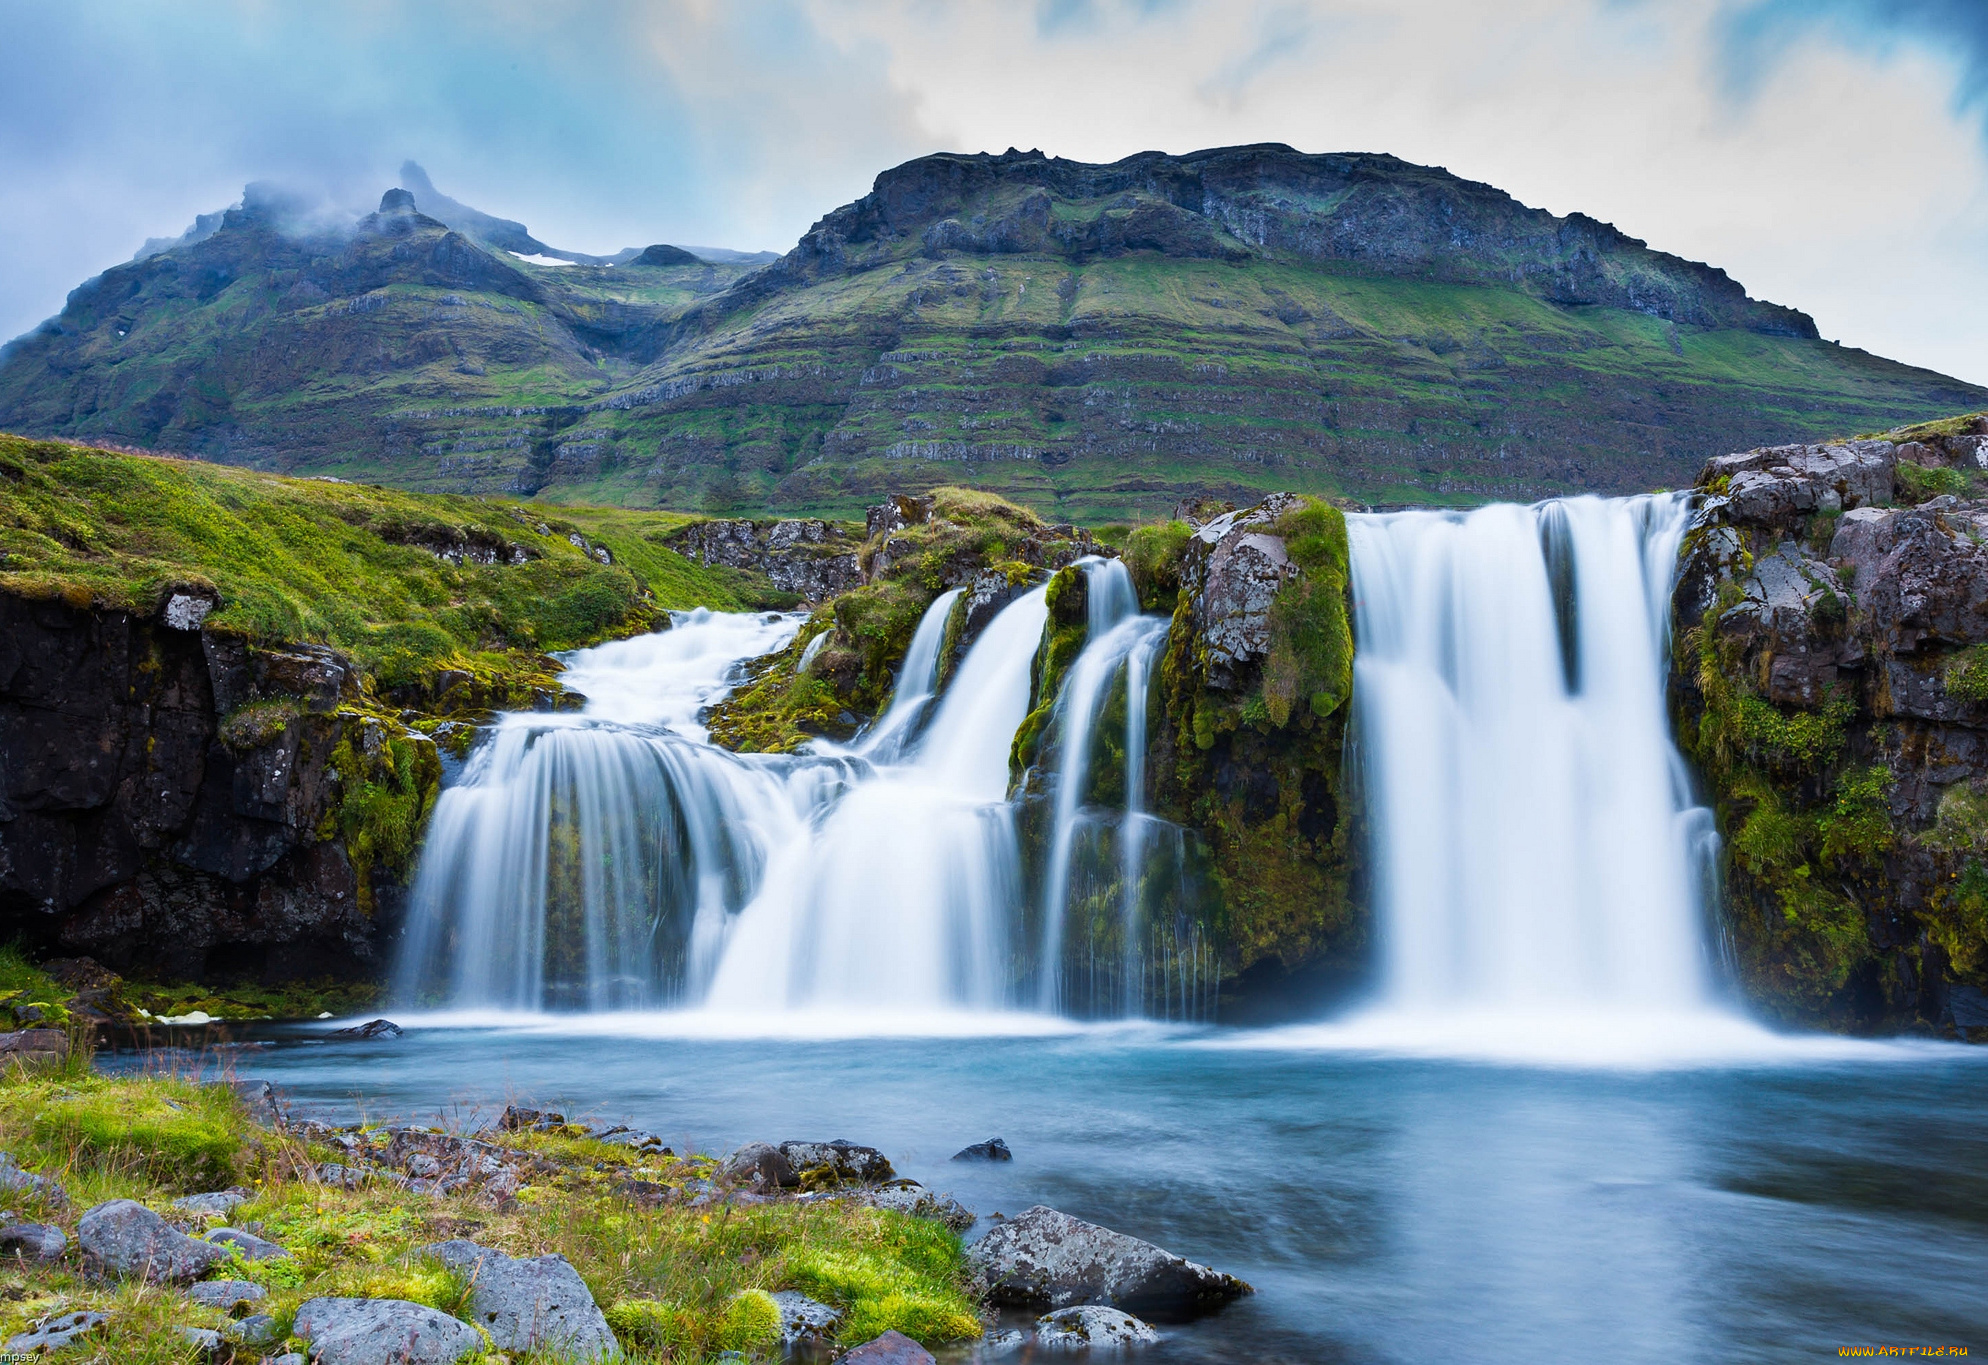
xmin=0 ymin=1064 xmax=983 ymax=1364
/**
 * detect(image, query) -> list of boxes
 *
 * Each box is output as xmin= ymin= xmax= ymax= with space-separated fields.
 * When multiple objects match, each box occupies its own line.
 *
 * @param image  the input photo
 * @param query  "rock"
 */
xmin=0 ymin=1150 xmax=67 ymax=1205
xmin=498 ymin=1104 xmax=565 ymax=1131
xmin=966 ymin=1205 xmax=1253 ymax=1315
xmin=224 ymin=1314 xmax=281 ymax=1347
xmin=5 ymin=1311 xmax=107 ymax=1353
xmin=778 ymin=1139 xmax=894 ymax=1185
xmin=420 ymin=1239 xmax=620 ymax=1361
xmin=953 ymin=1137 xmax=1012 ymax=1161
xmin=841 ymin=1329 xmax=936 ymax=1364
xmin=719 ymin=1141 xmax=796 ymax=1189
xmin=178 ymin=1325 xmax=224 ymax=1354
xmin=669 ymin=518 xmax=864 ymax=601
xmin=861 ymin=1181 xmax=975 ymax=1232
xmin=1034 ymin=1305 xmax=1162 ymax=1349
xmin=78 ymin=1198 xmax=231 ymax=1281
xmin=204 ymin=1226 xmax=293 ymax=1260
xmin=330 ymin=1018 xmax=403 ymax=1040
xmin=1950 ymin=984 xmax=1988 ymax=1029
xmin=186 ymin=1278 xmax=268 ymax=1311
xmin=0 ymin=1220 xmax=67 ymax=1260
xmin=264 ymin=1355 xmax=308 ymax=1365
xmin=174 ymin=1188 xmax=252 ymax=1217
xmin=293 ymin=1297 xmax=484 ymax=1365
xmin=1184 ymin=492 xmax=1305 ymax=688
xmin=0 ymin=1030 xmax=69 ymax=1068
xmin=769 ymin=1290 xmax=842 ymax=1345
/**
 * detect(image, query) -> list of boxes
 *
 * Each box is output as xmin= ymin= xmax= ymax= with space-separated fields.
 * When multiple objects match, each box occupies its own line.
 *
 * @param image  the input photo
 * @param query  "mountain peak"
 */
xmin=793 ymin=143 xmax=1814 ymax=337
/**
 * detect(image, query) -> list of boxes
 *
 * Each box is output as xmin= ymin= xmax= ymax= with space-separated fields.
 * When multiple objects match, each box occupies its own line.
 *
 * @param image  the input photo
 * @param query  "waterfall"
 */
xmin=1347 ymin=494 xmax=1716 ymax=1017
xmin=848 ymin=586 xmax=962 ymax=763
xmin=1033 ymin=558 xmax=1188 ymax=1015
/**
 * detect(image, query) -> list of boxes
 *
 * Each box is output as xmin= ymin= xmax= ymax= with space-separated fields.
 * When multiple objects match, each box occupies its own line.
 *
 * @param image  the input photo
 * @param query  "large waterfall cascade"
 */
xmin=396 ymin=566 xmax=1196 ymax=1018
xmin=397 ymin=493 xmax=1729 ymax=1036
xmin=1346 ymin=494 xmax=1722 ymax=1028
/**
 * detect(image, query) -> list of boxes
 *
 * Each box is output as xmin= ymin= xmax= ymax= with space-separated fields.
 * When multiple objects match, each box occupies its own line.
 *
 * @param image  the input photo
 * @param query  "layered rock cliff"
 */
xmin=0 ymin=594 xmax=440 ymax=982
xmin=1671 ymin=414 xmax=1988 ymax=1035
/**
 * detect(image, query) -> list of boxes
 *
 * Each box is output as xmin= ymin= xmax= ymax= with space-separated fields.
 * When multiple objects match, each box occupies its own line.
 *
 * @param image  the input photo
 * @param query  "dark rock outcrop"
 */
xmin=1674 ymin=426 xmax=1988 ymax=1034
xmin=667 ymin=517 xmax=864 ymax=601
xmin=0 ymin=594 xmax=441 ymax=982
xmin=966 ymin=1204 xmax=1252 ymax=1317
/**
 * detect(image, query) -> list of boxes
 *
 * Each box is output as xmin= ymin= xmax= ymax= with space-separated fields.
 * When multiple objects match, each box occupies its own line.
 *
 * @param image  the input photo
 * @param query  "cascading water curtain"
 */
xmin=1347 ymin=493 xmax=1719 ymax=1016
xmin=1034 ymin=559 xmax=1216 ymax=1020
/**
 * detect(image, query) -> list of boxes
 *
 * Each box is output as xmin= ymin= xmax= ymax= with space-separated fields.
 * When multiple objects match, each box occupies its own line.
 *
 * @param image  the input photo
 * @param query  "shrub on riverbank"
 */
xmin=0 ymin=1064 xmax=983 ymax=1362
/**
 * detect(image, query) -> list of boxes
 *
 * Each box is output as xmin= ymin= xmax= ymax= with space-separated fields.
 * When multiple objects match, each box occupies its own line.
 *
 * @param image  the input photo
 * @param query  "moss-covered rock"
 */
xmin=705 ymin=487 xmax=1098 ymax=753
xmin=1143 ymin=493 xmax=1363 ymax=1010
xmin=1673 ymin=422 xmax=1988 ymax=1036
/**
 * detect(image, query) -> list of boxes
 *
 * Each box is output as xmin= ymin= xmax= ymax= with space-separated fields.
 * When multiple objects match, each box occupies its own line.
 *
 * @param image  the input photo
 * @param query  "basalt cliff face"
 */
xmin=1672 ymin=414 xmax=1988 ymax=1035
xmin=2 ymin=150 xmax=1980 ymax=520
xmin=0 ymin=594 xmax=441 ymax=982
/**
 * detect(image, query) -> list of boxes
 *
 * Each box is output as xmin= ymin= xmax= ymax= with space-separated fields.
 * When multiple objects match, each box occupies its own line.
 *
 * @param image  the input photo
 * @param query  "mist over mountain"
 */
xmin=1 ymin=144 xmax=1979 ymax=518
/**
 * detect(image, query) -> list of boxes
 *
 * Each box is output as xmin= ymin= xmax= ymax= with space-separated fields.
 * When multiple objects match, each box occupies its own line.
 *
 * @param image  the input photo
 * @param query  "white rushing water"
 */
xmin=1344 ymin=493 xmax=1723 ymax=1046
xmin=396 ymin=577 xmax=1196 ymax=1019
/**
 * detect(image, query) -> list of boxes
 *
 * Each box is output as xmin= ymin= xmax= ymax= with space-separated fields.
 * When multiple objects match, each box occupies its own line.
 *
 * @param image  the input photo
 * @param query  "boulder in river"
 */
xmin=1035 ymin=1304 xmax=1161 ymax=1348
xmin=966 ymin=1204 xmax=1252 ymax=1315
xmin=952 ymin=1137 xmax=1012 ymax=1161
xmin=841 ymin=1328 xmax=937 ymax=1364
xmin=330 ymin=1018 xmax=404 ymax=1040
xmin=420 ymin=1238 xmax=620 ymax=1360
xmin=78 ymin=1198 xmax=231 ymax=1281
xmin=293 ymin=1297 xmax=483 ymax=1365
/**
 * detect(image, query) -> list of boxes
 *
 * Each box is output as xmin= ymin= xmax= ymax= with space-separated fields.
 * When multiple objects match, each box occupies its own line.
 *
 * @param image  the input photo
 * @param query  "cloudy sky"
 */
xmin=4 ymin=0 xmax=1985 ymax=382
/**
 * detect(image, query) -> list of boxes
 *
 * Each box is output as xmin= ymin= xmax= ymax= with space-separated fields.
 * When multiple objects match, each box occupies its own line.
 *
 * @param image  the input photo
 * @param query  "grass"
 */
xmin=0 ymin=1062 xmax=984 ymax=1364
xmin=0 ymin=433 xmax=766 ymax=700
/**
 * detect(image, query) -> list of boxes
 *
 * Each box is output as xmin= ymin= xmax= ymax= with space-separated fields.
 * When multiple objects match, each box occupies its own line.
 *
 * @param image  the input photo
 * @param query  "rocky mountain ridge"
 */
xmin=2 ymin=149 xmax=1979 ymax=519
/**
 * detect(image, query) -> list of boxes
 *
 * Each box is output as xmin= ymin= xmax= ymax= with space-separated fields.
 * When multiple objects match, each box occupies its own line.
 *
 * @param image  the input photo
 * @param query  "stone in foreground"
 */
xmin=421 ymin=1239 xmax=620 ymax=1360
xmin=719 ymin=1140 xmax=796 ymax=1189
xmin=293 ymin=1297 xmax=483 ymax=1365
xmin=0 ymin=1220 xmax=66 ymax=1260
xmin=779 ymin=1139 xmax=895 ymax=1185
xmin=1035 ymin=1305 xmax=1161 ymax=1348
xmin=862 ymin=1180 xmax=974 ymax=1231
xmin=223 ymin=1313 xmax=280 ymax=1347
xmin=177 ymin=1325 xmax=223 ymax=1354
xmin=770 ymin=1290 xmax=842 ymax=1345
xmin=173 ymin=1189 xmax=251 ymax=1217
xmin=952 ymin=1137 xmax=1012 ymax=1161
xmin=0 ymin=1150 xmax=67 ymax=1205
xmin=204 ymin=1225 xmax=293 ymax=1260
xmin=5 ymin=1310 xmax=107 ymax=1353
xmin=78 ymin=1198 xmax=231 ymax=1282
xmin=186 ymin=1278 xmax=268 ymax=1311
xmin=841 ymin=1329 xmax=937 ymax=1364
xmin=967 ymin=1205 xmax=1252 ymax=1315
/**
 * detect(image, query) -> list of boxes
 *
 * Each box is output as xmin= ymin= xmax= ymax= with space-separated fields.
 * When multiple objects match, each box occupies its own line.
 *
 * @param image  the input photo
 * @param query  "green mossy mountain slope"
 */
xmin=4 ymin=148 xmax=1980 ymax=523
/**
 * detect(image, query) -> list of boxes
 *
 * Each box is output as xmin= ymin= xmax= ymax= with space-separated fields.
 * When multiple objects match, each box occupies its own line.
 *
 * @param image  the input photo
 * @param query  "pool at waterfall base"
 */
xmin=147 ymin=1017 xmax=1988 ymax=1363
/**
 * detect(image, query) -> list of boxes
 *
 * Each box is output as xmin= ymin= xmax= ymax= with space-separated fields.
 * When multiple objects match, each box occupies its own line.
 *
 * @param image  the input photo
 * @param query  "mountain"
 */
xmin=2 ymin=146 xmax=1980 ymax=519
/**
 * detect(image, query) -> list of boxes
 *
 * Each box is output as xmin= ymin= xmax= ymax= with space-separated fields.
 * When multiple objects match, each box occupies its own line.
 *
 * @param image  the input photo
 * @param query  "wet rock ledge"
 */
xmin=1672 ymin=411 xmax=1988 ymax=1035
